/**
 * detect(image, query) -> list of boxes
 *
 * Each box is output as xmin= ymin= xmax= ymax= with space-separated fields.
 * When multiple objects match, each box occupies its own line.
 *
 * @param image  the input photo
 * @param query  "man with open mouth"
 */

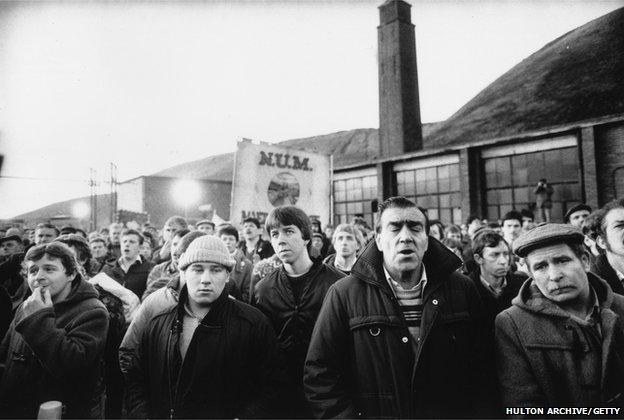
xmin=496 ymin=223 xmax=624 ymax=410
xmin=304 ymin=196 xmax=492 ymax=418
xmin=100 ymin=228 xmax=155 ymax=299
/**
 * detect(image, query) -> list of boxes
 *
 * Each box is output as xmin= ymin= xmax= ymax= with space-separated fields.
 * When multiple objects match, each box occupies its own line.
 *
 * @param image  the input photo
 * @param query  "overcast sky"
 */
xmin=0 ymin=0 xmax=622 ymax=218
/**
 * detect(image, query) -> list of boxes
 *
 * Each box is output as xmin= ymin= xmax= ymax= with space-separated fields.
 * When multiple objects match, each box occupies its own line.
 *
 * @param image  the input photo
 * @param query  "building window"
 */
xmin=395 ymin=163 xmax=462 ymax=225
xmin=483 ymin=146 xmax=581 ymax=221
xmin=333 ymin=175 xmax=377 ymax=228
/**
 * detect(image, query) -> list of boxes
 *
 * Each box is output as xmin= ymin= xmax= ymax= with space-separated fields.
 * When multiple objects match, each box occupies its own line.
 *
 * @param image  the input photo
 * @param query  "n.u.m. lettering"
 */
xmin=258 ymin=151 xmax=313 ymax=171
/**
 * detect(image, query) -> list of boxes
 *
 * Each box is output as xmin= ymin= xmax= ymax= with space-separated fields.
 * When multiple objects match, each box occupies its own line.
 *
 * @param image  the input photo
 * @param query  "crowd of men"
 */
xmin=0 ymin=197 xmax=622 ymax=418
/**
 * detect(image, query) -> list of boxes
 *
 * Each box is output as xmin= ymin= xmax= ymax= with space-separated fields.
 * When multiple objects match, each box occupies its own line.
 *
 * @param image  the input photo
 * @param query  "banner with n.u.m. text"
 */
xmin=230 ymin=139 xmax=331 ymax=229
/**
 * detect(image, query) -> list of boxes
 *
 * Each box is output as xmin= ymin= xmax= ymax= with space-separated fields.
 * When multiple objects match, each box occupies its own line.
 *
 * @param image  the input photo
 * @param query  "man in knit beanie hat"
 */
xmin=119 ymin=231 xmax=205 ymax=381
xmin=122 ymin=235 xmax=285 ymax=418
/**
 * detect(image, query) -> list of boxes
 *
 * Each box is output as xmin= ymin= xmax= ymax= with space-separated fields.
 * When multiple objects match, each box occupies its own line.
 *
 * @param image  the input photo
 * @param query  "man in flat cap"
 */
xmin=564 ymin=203 xmax=592 ymax=228
xmin=0 ymin=228 xmax=24 ymax=258
xmin=196 ymin=219 xmax=215 ymax=235
xmin=495 ymin=223 xmax=624 ymax=411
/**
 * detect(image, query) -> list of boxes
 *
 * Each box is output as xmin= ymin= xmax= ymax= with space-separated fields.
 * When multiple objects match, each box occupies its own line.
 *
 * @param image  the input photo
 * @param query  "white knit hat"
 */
xmin=178 ymin=235 xmax=235 ymax=271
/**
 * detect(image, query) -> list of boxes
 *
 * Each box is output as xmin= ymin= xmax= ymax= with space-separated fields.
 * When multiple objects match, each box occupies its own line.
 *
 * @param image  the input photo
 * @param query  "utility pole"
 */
xmin=89 ymin=168 xmax=98 ymax=231
xmin=110 ymin=163 xmax=118 ymax=223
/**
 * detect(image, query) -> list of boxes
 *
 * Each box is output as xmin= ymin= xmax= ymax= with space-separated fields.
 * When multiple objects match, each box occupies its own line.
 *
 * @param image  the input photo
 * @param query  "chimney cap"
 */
xmin=379 ymin=0 xmax=412 ymax=25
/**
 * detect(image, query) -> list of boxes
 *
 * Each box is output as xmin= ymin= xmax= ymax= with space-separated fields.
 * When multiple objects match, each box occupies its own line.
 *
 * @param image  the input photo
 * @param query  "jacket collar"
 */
xmin=176 ymin=284 xmax=230 ymax=326
xmin=512 ymin=271 xmax=615 ymax=318
xmin=350 ymin=236 xmax=463 ymax=295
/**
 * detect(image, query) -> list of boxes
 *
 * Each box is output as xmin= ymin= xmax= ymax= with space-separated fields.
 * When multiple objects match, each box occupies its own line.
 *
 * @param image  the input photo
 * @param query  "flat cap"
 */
xmin=195 ymin=219 xmax=214 ymax=228
xmin=0 ymin=227 xmax=23 ymax=244
xmin=0 ymin=234 xmax=22 ymax=245
xmin=513 ymin=223 xmax=585 ymax=258
xmin=564 ymin=203 xmax=592 ymax=223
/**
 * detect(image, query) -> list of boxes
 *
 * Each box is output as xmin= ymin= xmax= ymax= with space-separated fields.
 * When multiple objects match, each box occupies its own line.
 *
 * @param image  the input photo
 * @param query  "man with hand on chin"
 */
xmin=496 ymin=223 xmax=624 ymax=409
xmin=0 ymin=242 xmax=109 ymax=418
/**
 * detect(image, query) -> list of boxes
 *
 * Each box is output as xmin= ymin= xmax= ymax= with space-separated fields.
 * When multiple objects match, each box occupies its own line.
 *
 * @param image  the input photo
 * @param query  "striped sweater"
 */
xmin=384 ymin=266 xmax=427 ymax=343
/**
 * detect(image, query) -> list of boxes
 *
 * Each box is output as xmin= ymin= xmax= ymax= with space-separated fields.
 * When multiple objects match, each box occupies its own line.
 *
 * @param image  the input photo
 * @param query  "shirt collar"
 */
xmin=479 ymin=273 xmax=507 ymax=298
xmin=383 ymin=265 xmax=427 ymax=294
xmin=118 ymin=254 xmax=142 ymax=273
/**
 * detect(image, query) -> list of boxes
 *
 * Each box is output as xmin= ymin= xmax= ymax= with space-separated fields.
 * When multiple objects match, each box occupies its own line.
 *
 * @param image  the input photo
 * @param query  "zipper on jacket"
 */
xmin=404 ymin=285 xmax=442 ymax=418
xmin=167 ymin=325 xmax=174 ymax=418
xmin=385 ymin=291 xmax=421 ymax=418
xmin=167 ymin=319 xmax=181 ymax=419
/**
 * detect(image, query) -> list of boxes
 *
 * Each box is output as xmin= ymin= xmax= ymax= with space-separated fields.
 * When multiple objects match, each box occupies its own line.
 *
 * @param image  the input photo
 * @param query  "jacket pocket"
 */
xmin=348 ymin=315 xmax=403 ymax=331
xmin=348 ymin=316 xmax=412 ymax=394
xmin=439 ymin=310 xmax=471 ymax=324
xmin=525 ymin=328 xmax=597 ymax=388
xmin=349 ymin=316 xmax=407 ymax=344
xmin=438 ymin=310 xmax=473 ymax=346
xmin=525 ymin=325 xmax=590 ymax=352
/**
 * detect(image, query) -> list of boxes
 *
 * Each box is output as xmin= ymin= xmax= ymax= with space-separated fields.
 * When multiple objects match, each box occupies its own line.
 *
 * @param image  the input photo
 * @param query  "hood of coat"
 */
xmin=511 ymin=271 xmax=615 ymax=318
xmin=350 ymin=236 xmax=463 ymax=294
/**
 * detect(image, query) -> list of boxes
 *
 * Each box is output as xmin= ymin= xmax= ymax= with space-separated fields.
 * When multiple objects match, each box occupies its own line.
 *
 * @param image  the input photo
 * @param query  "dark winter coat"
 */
xmin=468 ymin=269 xmax=527 ymax=333
xmin=303 ymin=238 xmax=492 ymax=419
xmin=101 ymin=256 xmax=155 ymax=299
xmin=119 ymin=275 xmax=180 ymax=378
xmin=0 ymin=278 xmax=109 ymax=419
xmin=252 ymin=259 xmax=344 ymax=417
xmin=0 ymin=252 xmax=29 ymax=314
xmin=238 ymin=238 xmax=275 ymax=261
xmin=495 ymin=273 xmax=624 ymax=411
xmin=0 ymin=287 xmax=11 ymax=343
xmin=94 ymin=285 xmax=126 ymax=419
xmin=227 ymin=249 xmax=253 ymax=303
xmin=122 ymin=286 xmax=286 ymax=419
xmin=468 ymin=268 xmax=527 ymax=415
xmin=591 ymin=254 xmax=624 ymax=295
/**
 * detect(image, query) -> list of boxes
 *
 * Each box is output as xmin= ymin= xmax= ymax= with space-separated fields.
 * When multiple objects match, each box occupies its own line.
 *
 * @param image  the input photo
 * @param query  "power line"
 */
xmin=0 ymin=175 xmax=113 ymax=184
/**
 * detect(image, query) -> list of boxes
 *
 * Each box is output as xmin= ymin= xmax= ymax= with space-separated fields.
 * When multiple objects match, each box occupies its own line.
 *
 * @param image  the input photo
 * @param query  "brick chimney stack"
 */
xmin=378 ymin=0 xmax=423 ymax=156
